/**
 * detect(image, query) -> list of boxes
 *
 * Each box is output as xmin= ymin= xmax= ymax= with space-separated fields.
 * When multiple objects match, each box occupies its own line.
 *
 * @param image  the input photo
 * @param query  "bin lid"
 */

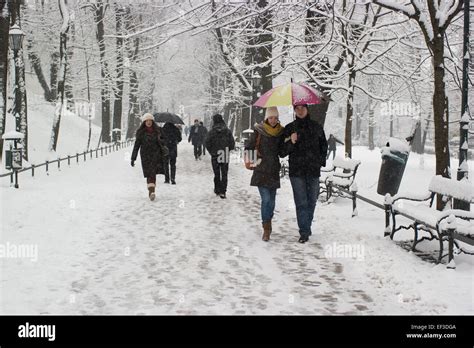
xmin=385 ymin=137 xmax=410 ymax=154
xmin=2 ymin=131 xmax=24 ymax=140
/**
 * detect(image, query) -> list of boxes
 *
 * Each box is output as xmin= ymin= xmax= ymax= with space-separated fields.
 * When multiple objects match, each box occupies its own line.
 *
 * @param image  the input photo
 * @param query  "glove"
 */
xmin=131 ymin=160 xmax=135 ymax=167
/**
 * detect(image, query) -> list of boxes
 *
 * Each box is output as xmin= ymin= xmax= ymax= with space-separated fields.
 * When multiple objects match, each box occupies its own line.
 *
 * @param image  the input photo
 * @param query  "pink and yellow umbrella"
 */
xmin=253 ymin=82 xmax=327 ymax=107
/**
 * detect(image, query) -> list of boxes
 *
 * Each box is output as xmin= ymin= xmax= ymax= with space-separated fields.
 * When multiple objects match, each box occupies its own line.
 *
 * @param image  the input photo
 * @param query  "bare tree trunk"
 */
xmin=95 ymin=0 xmax=111 ymax=144
xmin=65 ymin=18 xmax=74 ymax=111
xmin=368 ymin=102 xmax=375 ymax=151
xmin=112 ymin=5 xmax=125 ymax=143
xmin=49 ymin=51 xmax=59 ymax=100
xmin=344 ymin=69 xmax=356 ymax=158
xmin=432 ymin=37 xmax=451 ymax=208
xmin=125 ymin=9 xmax=140 ymax=139
xmin=26 ymin=37 xmax=53 ymax=102
xmin=49 ymin=0 xmax=70 ymax=152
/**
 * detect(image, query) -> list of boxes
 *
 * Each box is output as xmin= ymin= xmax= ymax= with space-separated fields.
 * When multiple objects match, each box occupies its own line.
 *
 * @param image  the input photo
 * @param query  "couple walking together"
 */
xmin=245 ymin=104 xmax=328 ymax=243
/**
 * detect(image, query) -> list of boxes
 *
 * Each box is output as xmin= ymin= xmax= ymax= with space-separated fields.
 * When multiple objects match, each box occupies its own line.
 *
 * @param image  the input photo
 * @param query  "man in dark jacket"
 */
xmin=162 ymin=122 xmax=182 ymax=185
xmin=327 ymin=134 xmax=344 ymax=160
xmin=188 ymin=119 xmax=204 ymax=160
xmin=281 ymin=104 xmax=328 ymax=243
xmin=205 ymin=114 xmax=235 ymax=199
xmin=199 ymin=121 xmax=208 ymax=156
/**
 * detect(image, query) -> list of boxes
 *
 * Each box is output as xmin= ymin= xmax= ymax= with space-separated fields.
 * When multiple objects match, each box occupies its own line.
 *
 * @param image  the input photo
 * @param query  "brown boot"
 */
xmin=262 ymin=221 xmax=271 ymax=241
xmin=147 ymin=183 xmax=156 ymax=201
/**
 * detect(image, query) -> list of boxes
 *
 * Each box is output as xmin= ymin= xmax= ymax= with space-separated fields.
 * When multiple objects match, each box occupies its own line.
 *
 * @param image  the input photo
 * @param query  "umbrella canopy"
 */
xmin=254 ymin=82 xmax=328 ymax=107
xmin=153 ymin=112 xmax=185 ymax=125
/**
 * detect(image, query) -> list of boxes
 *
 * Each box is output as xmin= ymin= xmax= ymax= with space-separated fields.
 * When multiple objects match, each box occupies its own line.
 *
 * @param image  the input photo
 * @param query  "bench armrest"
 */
xmin=437 ymin=209 xmax=474 ymax=226
xmin=392 ymin=192 xmax=433 ymax=205
xmin=332 ymin=172 xmax=354 ymax=179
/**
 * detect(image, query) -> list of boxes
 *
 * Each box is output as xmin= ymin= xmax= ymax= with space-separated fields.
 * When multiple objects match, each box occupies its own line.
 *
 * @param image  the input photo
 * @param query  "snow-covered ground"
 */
xmin=1 ymin=140 xmax=472 ymax=315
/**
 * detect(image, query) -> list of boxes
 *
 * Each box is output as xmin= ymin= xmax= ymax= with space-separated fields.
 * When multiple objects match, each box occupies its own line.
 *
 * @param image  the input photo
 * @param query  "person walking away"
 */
xmin=327 ymin=134 xmax=344 ymax=160
xmin=281 ymin=104 xmax=328 ymax=243
xmin=199 ymin=121 xmax=208 ymax=156
xmin=205 ymin=114 xmax=235 ymax=199
xmin=184 ymin=126 xmax=189 ymax=137
xmin=131 ymin=113 xmax=167 ymax=201
xmin=162 ymin=122 xmax=182 ymax=185
xmin=188 ymin=119 xmax=203 ymax=160
xmin=244 ymin=107 xmax=284 ymax=241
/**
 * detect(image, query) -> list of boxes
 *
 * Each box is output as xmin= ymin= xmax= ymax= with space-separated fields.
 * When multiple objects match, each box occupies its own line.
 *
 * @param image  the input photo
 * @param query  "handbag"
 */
xmin=244 ymin=132 xmax=262 ymax=170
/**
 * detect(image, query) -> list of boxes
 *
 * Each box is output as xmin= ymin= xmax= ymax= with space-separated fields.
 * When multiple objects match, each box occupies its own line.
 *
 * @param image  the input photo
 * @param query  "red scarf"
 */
xmin=145 ymin=126 xmax=154 ymax=134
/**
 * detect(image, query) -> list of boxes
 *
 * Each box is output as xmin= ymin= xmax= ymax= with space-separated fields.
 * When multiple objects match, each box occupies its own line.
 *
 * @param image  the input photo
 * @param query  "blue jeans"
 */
xmin=258 ymin=187 xmax=277 ymax=224
xmin=289 ymin=175 xmax=320 ymax=237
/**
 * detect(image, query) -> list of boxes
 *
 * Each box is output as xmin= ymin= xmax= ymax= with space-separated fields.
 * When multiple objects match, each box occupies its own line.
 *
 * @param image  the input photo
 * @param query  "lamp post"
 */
xmin=454 ymin=0 xmax=470 ymax=211
xmin=9 ymin=23 xmax=26 ymax=157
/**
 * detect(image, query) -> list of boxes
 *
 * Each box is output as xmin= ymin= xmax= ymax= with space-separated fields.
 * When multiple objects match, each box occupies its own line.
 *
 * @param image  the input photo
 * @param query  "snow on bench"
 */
xmin=320 ymin=156 xmax=361 ymax=217
xmin=387 ymin=175 xmax=474 ymax=268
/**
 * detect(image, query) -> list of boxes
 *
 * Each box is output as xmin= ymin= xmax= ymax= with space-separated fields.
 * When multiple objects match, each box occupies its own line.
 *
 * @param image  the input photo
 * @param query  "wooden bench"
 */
xmin=385 ymin=175 xmax=474 ymax=268
xmin=320 ymin=156 xmax=361 ymax=216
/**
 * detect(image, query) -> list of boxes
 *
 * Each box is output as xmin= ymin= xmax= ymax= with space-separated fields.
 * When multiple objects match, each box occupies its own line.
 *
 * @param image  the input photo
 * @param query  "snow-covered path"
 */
xmin=1 ymin=143 xmax=472 ymax=314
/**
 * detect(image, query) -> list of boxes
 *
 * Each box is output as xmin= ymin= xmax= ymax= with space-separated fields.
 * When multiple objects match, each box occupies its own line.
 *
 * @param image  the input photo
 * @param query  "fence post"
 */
xmin=101 ymin=147 xmax=103 ymax=156
xmin=58 ymin=158 xmax=61 ymax=171
xmin=76 ymin=153 xmax=79 ymax=164
xmin=96 ymin=149 xmax=98 ymax=158
xmin=384 ymin=194 xmax=392 ymax=237
xmin=31 ymin=164 xmax=35 ymax=177
xmin=84 ymin=152 xmax=86 ymax=162
xmin=14 ymin=170 xmax=19 ymax=188
xmin=68 ymin=155 xmax=71 ymax=166
xmin=350 ymin=183 xmax=358 ymax=217
xmin=10 ymin=172 xmax=13 ymax=187
xmin=90 ymin=150 xmax=93 ymax=159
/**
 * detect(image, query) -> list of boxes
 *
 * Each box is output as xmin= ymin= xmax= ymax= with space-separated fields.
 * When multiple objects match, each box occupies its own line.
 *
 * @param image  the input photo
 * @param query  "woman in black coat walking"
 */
xmin=244 ymin=107 xmax=285 ymax=241
xmin=131 ymin=113 xmax=167 ymax=201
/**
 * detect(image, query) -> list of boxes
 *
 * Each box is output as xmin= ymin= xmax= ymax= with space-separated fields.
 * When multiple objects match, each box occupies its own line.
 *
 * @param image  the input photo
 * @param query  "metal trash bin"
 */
xmin=377 ymin=137 xmax=410 ymax=196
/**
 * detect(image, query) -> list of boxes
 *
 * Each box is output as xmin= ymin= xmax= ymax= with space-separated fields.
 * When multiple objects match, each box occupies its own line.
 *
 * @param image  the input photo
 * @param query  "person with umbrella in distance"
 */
xmin=131 ymin=113 xmax=168 ymax=201
xmin=244 ymin=106 xmax=285 ymax=242
xmin=189 ymin=119 xmax=204 ymax=160
xmin=327 ymin=134 xmax=344 ymax=160
xmin=205 ymin=114 xmax=235 ymax=199
xmin=254 ymin=82 xmax=329 ymax=244
xmin=199 ymin=121 xmax=208 ymax=156
xmin=162 ymin=122 xmax=182 ymax=185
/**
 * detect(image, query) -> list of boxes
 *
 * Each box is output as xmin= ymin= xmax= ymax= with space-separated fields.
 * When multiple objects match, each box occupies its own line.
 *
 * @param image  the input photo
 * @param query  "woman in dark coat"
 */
xmin=131 ymin=113 xmax=167 ymax=201
xmin=244 ymin=106 xmax=285 ymax=241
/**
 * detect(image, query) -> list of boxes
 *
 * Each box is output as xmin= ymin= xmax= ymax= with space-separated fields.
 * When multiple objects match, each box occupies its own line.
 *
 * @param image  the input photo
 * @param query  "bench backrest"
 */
xmin=428 ymin=176 xmax=474 ymax=203
xmin=332 ymin=156 xmax=361 ymax=173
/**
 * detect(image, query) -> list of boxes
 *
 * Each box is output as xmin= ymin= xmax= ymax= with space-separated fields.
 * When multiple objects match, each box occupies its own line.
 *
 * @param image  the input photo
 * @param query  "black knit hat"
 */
xmin=212 ymin=114 xmax=224 ymax=124
xmin=293 ymin=104 xmax=309 ymax=109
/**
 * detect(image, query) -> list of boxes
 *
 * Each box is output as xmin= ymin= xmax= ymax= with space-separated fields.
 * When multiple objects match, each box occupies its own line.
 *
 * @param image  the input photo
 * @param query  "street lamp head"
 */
xmin=9 ymin=24 xmax=25 ymax=52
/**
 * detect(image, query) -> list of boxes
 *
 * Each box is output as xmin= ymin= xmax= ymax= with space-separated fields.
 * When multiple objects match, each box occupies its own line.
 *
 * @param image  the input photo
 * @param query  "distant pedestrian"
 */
xmin=244 ymin=106 xmax=284 ymax=241
xmin=205 ymin=114 xmax=235 ymax=199
xmin=184 ymin=126 xmax=189 ymax=137
xmin=131 ymin=113 xmax=168 ymax=201
xmin=162 ymin=122 xmax=182 ymax=185
xmin=327 ymin=134 xmax=344 ymax=160
xmin=188 ymin=119 xmax=204 ymax=160
xmin=199 ymin=121 xmax=208 ymax=156
xmin=281 ymin=104 xmax=328 ymax=243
